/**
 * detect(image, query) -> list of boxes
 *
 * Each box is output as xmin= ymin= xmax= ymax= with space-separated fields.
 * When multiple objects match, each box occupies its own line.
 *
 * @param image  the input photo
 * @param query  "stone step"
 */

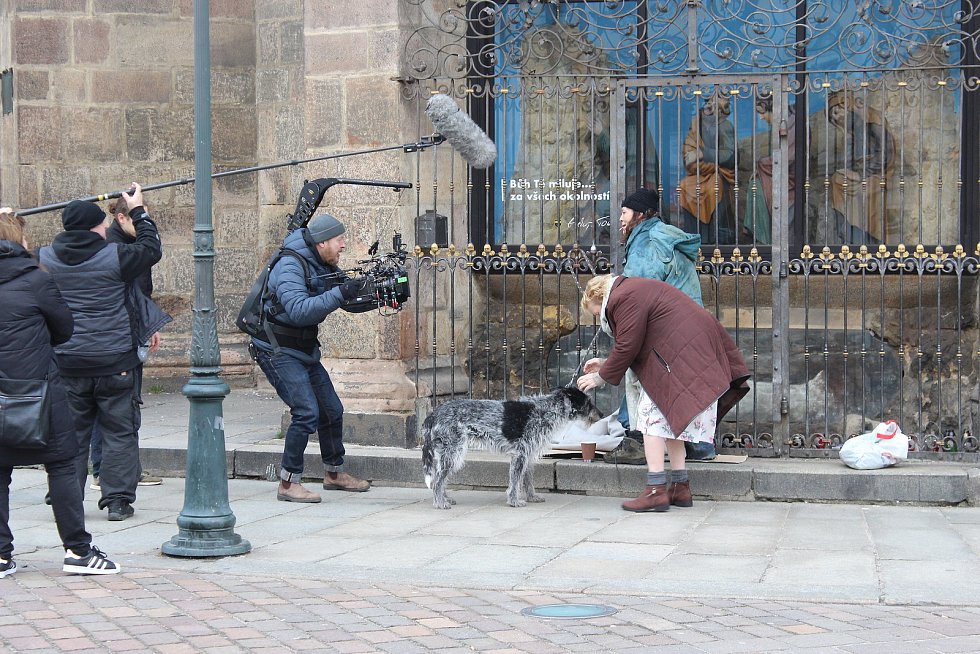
xmin=140 ymin=444 xmax=979 ymax=507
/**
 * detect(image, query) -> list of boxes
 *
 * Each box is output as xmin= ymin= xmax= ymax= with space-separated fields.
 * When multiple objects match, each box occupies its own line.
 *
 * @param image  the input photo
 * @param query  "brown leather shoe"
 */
xmin=622 ymin=484 xmax=669 ymax=512
xmin=323 ymin=471 xmax=371 ymax=492
xmin=277 ymin=481 xmax=322 ymax=503
xmin=668 ymin=480 xmax=693 ymax=507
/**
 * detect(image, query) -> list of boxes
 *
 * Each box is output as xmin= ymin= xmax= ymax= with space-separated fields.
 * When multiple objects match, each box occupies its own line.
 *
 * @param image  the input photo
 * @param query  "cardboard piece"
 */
xmin=543 ymin=451 xmax=749 ymax=464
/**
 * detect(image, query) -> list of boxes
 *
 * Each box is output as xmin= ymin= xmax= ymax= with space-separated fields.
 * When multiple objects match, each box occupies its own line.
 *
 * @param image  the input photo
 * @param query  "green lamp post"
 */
xmin=162 ymin=0 xmax=250 ymax=557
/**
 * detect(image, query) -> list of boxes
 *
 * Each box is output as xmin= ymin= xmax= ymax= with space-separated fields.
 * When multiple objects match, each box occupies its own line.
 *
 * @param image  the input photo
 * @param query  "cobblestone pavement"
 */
xmin=3 ymin=465 xmax=980 ymax=653
xmin=2 ymin=568 xmax=980 ymax=653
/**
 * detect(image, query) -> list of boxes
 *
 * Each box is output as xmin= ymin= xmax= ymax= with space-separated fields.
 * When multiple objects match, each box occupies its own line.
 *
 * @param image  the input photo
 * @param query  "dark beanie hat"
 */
xmin=622 ymin=188 xmax=660 ymax=214
xmin=307 ymin=212 xmax=345 ymax=243
xmin=62 ymin=200 xmax=106 ymax=231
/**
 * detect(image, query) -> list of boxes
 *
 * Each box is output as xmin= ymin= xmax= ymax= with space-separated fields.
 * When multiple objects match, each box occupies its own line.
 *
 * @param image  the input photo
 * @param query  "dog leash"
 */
xmin=565 ymin=245 xmax=606 ymax=389
xmin=565 ymin=328 xmax=602 ymax=388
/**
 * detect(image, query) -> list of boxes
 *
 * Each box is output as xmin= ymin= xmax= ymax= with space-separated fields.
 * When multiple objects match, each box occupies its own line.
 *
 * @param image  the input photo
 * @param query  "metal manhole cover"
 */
xmin=521 ymin=603 xmax=618 ymax=619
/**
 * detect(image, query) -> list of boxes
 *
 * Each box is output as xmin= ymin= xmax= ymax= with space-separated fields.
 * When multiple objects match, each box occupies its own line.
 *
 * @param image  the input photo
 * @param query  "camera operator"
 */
xmin=251 ymin=213 xmax=371 ymax=502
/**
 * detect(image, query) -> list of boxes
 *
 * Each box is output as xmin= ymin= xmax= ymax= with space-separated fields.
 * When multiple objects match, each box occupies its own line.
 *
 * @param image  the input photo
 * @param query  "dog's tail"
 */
xmin=420 ymin=413 xmax=436 ymax=489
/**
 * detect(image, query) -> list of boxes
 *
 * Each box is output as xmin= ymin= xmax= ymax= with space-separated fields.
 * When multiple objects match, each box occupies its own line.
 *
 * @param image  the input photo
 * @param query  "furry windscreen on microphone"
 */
xmin=424 ymin=94 xmax=497 ymax=170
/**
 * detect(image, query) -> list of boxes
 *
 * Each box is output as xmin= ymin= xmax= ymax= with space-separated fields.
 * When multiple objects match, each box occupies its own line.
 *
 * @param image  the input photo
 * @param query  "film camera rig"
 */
xmin=286 ymin=177 xmax=412 ymax=315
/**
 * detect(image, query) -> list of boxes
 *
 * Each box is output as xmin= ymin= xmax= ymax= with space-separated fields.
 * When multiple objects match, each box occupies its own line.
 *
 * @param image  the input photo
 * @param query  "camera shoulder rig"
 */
xmin=285 ymin=177 xmax=412 ymax=315
xmin=340 ymin=232 xmax=411 ymax=314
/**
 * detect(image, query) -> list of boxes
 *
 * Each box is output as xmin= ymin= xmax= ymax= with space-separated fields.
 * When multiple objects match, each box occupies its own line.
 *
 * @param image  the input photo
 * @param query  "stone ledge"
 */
xmin=139 ymin=445 xmax=979 ymax=506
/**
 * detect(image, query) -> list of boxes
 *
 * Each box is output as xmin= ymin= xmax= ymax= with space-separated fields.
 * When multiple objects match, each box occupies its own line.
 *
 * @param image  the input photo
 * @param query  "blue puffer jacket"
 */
xmin=253 ymin=229 xmax=348 ymax=359
xmin=623 ymin=217 xmax=704 ymax=306
xmin=262 ymin=228 xmax=347 ymax=329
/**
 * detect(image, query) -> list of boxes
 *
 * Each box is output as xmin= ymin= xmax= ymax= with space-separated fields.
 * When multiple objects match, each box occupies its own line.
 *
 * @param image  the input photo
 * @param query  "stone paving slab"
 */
xmin=4 ymin=466 xmax=980 ymax=652
xmin=7 ymin=469 xmax=980 ymax=606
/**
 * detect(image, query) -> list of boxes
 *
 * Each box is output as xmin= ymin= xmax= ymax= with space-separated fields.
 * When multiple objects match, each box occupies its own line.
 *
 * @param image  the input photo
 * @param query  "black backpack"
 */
xmin=236 ymin=248 xmax=311 ymax=350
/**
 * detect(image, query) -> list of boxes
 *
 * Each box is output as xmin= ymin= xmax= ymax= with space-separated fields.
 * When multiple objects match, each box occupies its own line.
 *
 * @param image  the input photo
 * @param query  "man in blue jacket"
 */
xmin=251 ymin=213 xmax=371 ymax=502
xmin=609 ymin=188 xmax=717 ymax=462
xmin=39 ymin=183 xmax=163 ymax=521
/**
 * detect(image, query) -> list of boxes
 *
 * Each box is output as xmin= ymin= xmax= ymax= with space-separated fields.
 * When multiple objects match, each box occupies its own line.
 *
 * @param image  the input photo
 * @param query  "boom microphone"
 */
xmin=424 ymin=94 xmax=497 ymax=170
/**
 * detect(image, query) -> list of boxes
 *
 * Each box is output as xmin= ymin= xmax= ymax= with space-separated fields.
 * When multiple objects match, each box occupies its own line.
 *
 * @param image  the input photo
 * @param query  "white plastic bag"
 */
xmin=551 ymin=412 xmax=625 ymax=452
xmin=838 ymin=420 xmax=909 ymax=470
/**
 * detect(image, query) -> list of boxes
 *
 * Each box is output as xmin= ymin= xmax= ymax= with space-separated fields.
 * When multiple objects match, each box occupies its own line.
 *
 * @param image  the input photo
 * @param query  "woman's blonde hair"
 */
xmin=0 ymin=209 xmax=26 ymax=245
xmin=580 ymin=274 xmax=615 ymax=313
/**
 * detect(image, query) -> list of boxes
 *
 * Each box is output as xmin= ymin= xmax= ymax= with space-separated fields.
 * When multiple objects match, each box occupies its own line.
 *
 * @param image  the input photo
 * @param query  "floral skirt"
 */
xmin=635 ymin=389 xmax=718 ymax=443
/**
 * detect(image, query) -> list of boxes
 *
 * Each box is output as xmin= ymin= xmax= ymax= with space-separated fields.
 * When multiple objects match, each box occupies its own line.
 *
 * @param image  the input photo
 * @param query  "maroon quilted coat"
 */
xmin=598 ymin=276 xmax=750 ymax=437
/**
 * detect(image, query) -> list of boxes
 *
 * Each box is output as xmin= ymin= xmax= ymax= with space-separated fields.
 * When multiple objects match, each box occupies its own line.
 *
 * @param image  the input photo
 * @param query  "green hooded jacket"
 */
xmin=622 ymin=217 xmax=703 ymax=307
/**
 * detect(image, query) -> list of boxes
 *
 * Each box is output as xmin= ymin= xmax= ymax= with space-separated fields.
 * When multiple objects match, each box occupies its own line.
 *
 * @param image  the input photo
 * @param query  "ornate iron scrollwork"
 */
xmin=403 ymin=0 xmax=979 ymax=82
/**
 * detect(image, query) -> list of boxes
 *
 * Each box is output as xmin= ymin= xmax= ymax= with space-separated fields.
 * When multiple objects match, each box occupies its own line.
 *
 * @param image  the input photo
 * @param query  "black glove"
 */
xmin=339 ymin=276 xmax=366 ymax=301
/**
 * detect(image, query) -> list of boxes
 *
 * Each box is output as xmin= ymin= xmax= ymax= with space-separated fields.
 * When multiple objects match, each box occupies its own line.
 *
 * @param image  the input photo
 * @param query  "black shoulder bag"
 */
xmin=0 ymin=378 xmax=50 ymax=450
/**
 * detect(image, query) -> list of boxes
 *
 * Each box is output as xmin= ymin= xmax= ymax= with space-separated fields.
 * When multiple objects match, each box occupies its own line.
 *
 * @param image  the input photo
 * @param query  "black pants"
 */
xmin=0 ymin=458 xmax=91 ymax=559
xmin=63 ymin=370 xmax=142 ymax=510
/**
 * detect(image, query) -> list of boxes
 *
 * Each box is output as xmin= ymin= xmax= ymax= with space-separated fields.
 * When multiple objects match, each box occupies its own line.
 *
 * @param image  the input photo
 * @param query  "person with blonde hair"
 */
xmin=609 ymin=187 xmax=716 ymax=464
xmin=0 ymin=208 xmax=120 ymax=575
xmin=577 ymin=274 xmax=750 ymax=512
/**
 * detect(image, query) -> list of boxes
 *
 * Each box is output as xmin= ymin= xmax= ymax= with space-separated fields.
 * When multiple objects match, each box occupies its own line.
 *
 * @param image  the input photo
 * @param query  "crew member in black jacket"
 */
xmin=0 ymin=208 xmax=120 ymax=574
xmin=87 ymin=195 xmax=168 ymax=491
xmin=39 ymin=183 xmax=163 ymax=522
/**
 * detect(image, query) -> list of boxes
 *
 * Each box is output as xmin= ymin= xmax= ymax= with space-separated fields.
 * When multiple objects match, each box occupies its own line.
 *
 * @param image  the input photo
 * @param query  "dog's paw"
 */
xmin=433 ymin=500 xmax=453 ymax=510
xmin=527 ymin=495 xmax=546 ymax=503
xmin=508 ymin=499 xmax=528 ymax=508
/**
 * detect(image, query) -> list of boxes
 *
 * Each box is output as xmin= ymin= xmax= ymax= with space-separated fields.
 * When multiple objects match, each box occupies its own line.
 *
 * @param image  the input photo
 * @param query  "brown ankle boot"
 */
xmin=622 ymin=484 xmax=669 ymax=512
xmin=668 ymin=480 xmax=693 ymax=507
xmin=277 ymin=481 xmax=322 ymax=503
xmin=323 ymin=471 xmax=371 ymax=492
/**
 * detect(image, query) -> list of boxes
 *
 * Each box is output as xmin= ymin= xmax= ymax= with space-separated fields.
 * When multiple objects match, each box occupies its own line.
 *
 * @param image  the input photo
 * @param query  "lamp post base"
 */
xmin=162 ymin=528 xmax=250 ymax=558
xmin=161 ymin=376 xmax=251 ymax=558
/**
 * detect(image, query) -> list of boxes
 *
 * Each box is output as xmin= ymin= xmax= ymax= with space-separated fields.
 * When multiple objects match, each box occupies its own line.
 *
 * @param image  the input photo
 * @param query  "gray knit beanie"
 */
xmin=307 ymin=213 xmax=345 ymax=243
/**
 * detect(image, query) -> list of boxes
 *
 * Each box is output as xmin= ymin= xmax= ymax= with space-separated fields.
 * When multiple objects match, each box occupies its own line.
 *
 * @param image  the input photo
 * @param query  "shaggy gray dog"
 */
xmin=421 ymin=387 xmax=602 ymax=509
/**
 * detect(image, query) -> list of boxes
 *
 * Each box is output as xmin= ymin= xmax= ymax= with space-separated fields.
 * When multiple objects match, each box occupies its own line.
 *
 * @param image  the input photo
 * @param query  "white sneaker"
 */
xmin=63 ymin=546 xmax=120 ymax=575
xmin=0 ymin=558 xmax=16 ymax=578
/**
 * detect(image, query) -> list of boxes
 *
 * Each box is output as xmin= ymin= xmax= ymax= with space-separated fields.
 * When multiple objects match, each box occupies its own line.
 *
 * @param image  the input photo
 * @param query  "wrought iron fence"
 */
xmin=399 ymin=0 xmax=980 ymax=460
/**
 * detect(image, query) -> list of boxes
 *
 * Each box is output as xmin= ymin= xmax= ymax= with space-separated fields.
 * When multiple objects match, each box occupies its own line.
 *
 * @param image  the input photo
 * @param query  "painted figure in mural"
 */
xmin=678 ymin=90 xmax=737 ymax=244
xmin=743 ymin=95 xmax=797 ymax=245
xmin=826 ymin=90 xmax=894 ymax=245
xmin=592 ymin=105 xmax=660 ymax=229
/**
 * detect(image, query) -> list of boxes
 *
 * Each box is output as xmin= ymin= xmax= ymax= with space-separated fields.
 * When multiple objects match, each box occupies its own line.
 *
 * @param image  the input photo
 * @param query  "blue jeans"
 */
xmin=254 ymin=346 xmax=345 ymax=480
xmin=685 ymin=439 xmax=717 ymax=461
xmin=619 ymin=396 xmax=717 ymax=460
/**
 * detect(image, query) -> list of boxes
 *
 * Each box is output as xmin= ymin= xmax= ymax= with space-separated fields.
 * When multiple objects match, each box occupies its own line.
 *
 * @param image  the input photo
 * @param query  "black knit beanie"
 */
xmin=62 ymin=200 xmax=106 ymax=231
xmin=621 ymin=188 xmax=660 ymax=214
